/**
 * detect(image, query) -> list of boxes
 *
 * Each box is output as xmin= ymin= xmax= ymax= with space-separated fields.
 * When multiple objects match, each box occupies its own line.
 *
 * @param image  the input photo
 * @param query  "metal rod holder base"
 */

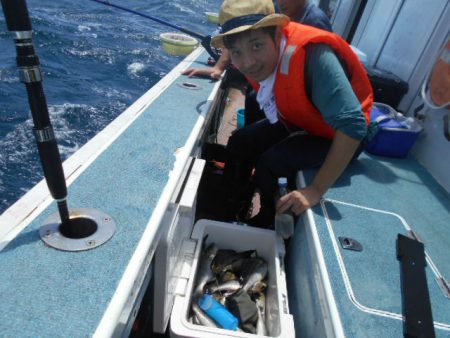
xmin=39 ymin=208 xmax=115 ymax=251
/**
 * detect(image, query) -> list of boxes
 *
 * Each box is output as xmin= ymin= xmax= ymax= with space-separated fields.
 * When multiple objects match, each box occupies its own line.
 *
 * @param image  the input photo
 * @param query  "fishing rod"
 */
xmin=1 ymin=0 xmax=116 ymax=250
xmin=88 ymin=0 xmax=220 ymax=60
xmin=1 ymin=0 xmax=70 ymax=224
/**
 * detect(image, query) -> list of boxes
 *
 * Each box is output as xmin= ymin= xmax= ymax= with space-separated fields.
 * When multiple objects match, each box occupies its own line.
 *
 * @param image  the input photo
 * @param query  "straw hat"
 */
xmin=211 ymin=0 xmax=290 ymax=48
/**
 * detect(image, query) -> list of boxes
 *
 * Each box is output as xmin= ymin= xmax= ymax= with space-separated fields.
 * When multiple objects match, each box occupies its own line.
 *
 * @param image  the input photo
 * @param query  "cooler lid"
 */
xmin=319 ymin=199 xmax=450 ymax=333
xmin=152 ymin=158 xmax=205 ymax=333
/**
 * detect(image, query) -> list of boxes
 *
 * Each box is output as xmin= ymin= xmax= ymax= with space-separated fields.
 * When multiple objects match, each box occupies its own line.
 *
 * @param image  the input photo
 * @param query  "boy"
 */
xmin=182 ymin=0 xmax=331 ymax=80
xmin=212 ymin=0 xmax=373 ymax=227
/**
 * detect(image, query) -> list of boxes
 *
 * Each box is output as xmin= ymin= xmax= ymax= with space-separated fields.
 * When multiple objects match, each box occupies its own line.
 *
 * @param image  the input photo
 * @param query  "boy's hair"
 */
xmin=223 ymin=26 xmax=277 ymax=49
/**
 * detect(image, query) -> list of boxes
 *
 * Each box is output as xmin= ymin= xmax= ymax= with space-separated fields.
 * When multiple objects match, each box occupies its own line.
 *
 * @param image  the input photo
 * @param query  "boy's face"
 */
xmin=227 ymin=28 xmax=281 ymax=82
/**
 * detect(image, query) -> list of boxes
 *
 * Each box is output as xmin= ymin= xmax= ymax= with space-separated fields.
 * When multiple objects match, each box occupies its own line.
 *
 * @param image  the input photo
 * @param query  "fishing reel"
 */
xmin=201 ymin=35 xmax=221 ymax=62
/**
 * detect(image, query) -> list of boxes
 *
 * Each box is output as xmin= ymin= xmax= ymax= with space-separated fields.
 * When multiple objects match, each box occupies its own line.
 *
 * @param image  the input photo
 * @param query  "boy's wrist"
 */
xmin=310 ymin=181 xmax=327 ymax=197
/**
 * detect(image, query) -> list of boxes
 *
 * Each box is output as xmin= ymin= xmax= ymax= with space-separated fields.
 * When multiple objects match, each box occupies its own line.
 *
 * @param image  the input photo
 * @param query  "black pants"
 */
xmin=244 ymin=87 xmax=265 ymax=126
xmin=224 ymin=119 xmax=333 ymax=221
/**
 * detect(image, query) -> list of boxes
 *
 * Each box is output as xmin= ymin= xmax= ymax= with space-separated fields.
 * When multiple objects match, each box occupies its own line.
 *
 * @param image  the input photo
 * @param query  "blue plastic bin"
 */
xmin=366 ymin=103 xmax=422 ymax=158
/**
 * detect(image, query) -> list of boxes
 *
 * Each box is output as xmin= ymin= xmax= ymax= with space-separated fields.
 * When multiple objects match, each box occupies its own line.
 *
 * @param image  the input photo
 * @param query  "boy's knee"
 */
xmin=254 ymin=149 xmax=295 ymax=194
xmin=257 ymin=149 xmax=279 ymax=172
xmin=254 ymin=153 xmax=278 ymax=192
xmin=227 ymin=129 xmax=254 ymax=155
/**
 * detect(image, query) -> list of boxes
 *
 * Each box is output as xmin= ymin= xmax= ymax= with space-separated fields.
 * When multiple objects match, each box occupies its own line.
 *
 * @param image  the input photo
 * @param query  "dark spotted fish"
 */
xmin=210 ymin=249 xmax=256 ymax=275
xmin=218 ymin=270 xmax=238 ymax=283
xmin=248 ymin=280 xmax=267 ymax=295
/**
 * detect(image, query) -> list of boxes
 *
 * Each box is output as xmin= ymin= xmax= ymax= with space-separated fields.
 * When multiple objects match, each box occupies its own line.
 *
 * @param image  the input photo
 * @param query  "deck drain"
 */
xmin=178 ymin=82 xmax=201 ymax=90
xmin=39 ymin=208 xmax=115 ymax=251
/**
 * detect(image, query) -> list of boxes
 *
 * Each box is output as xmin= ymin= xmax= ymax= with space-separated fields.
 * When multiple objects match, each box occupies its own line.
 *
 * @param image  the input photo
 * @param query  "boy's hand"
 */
xmin=181 ymin=67 xmax=222 ymax=80
xmin=276 ymin=185 xmax=322 ymax=215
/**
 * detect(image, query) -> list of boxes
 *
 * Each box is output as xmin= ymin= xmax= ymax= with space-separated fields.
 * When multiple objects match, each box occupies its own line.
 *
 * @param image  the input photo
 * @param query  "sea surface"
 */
xmin=0 ymin=0 xmax=222 ymax=213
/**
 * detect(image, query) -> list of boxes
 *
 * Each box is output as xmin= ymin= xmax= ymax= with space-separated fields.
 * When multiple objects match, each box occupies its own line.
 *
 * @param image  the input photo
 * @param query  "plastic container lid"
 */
xmin=278 ymin=177 xmax=288 ymax=185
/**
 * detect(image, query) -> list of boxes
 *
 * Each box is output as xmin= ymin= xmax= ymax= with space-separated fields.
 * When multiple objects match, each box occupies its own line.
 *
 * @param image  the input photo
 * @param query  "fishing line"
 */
xmin=88 ymin=0 xmax=219 ymax=60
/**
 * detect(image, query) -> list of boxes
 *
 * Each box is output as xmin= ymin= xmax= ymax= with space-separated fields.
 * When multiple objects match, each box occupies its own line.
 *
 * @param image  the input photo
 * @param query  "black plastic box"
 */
xmin=365 ymin=67 xmax=409 ymax=110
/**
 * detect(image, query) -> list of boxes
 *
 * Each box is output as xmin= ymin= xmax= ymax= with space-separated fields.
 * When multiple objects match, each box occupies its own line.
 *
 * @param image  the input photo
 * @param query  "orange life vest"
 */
xmin=248 ymin=22 xmax=373 ymax=139
xmin=429 ymin=40 xmax=450 ymax=108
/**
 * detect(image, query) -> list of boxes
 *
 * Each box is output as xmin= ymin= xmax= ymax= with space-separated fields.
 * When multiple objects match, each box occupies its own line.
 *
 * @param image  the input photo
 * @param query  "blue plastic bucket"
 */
xmin=236 ymin=108 xmax=245 ymax=129
xmin=366 ymin=103 xmax=422 ymax=158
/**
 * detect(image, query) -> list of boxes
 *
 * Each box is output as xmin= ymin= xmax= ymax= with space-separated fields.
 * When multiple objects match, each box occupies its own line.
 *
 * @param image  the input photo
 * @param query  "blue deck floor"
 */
xmin=288 ymin=152 xmax=450 ymax=337
xmin=0 ymin=51 xmax=216 ymax=337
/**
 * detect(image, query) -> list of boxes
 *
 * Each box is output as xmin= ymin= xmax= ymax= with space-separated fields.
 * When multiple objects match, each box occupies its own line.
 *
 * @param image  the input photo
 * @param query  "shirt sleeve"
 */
xmin=305 ymin=43 xmax=368 ymax=140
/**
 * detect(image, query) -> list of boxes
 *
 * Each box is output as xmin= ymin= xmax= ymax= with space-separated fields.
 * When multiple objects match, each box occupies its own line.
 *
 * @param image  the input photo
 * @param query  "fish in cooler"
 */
xmin=190 ymin=242 xmax=269 ymax=334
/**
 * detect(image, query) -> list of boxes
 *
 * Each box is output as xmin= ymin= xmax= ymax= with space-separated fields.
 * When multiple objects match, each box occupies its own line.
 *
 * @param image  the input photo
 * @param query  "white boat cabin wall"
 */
xmin=322 ymin=0 xmax=450 ymax=192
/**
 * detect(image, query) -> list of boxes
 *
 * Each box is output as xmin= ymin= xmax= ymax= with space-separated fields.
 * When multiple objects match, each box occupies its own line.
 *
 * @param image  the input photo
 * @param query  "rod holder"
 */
xmin=40 ymin=209 xmax=116 ymax=251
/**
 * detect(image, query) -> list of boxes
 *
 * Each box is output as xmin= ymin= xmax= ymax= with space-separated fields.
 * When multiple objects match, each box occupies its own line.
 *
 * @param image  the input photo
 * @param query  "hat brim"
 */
xmin=211 ymin=14 xmax=289 ymax=48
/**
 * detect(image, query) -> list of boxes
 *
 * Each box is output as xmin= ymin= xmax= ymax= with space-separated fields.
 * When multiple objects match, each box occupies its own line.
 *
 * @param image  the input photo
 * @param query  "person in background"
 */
xmin=181 ymin=0 xmax=332 ymax=80
xmin=278 ymin=0 xmax=332 ymax=32
xmin=212 ymin=0 xmax=373 ymax=227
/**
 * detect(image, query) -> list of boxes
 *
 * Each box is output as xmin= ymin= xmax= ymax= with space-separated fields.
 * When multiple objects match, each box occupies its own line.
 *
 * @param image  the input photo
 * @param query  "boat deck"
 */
xmin=288 ymin=152 xmax=450 ymax=337
xmin=1 ymin=46 xmax=449 ymax=338
xmin=0 ymin=50 xmax=218 ymax=337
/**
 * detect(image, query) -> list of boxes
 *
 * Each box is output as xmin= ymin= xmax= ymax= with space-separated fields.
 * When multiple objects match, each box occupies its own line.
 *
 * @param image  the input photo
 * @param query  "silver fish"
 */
xmin=205 ymin=279 xmax=242 ymax=294
xmin=241 ymin=257 xmax=268 ymax=292
xmin=191 ymin=302 xmax=218 ymax=328
xmin=255 ymin=293 xmax=267 ymax=336
xmin=193 ymin=241 xmax=218 ymax=297
xmin=190 ymin=314 xmax=199 ymax=325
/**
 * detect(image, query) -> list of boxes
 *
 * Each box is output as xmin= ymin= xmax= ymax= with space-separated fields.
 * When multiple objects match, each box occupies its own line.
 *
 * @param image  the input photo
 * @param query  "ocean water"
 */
xmin=0 ymin=0 xmax=222 ymax=213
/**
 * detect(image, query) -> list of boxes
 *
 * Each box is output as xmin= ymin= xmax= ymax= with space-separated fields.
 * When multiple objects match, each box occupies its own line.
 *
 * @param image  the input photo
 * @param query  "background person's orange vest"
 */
xmin=249 ymin=22 xmax=373 ymax=139
xmin=429 ymin=40 xmax=450 ymax=108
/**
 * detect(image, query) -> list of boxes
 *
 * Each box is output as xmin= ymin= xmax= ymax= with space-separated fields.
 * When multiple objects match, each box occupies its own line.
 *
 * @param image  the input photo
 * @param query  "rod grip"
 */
xmin=37 ymin=141 xmax=68 ymax=201
xmin=1 ymin=0 xmax=32 ymax=31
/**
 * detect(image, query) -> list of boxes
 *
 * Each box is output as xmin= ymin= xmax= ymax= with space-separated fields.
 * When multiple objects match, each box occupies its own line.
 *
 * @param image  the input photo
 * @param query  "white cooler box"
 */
xmin=154 ymin=217 xmax=295 ymax=338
